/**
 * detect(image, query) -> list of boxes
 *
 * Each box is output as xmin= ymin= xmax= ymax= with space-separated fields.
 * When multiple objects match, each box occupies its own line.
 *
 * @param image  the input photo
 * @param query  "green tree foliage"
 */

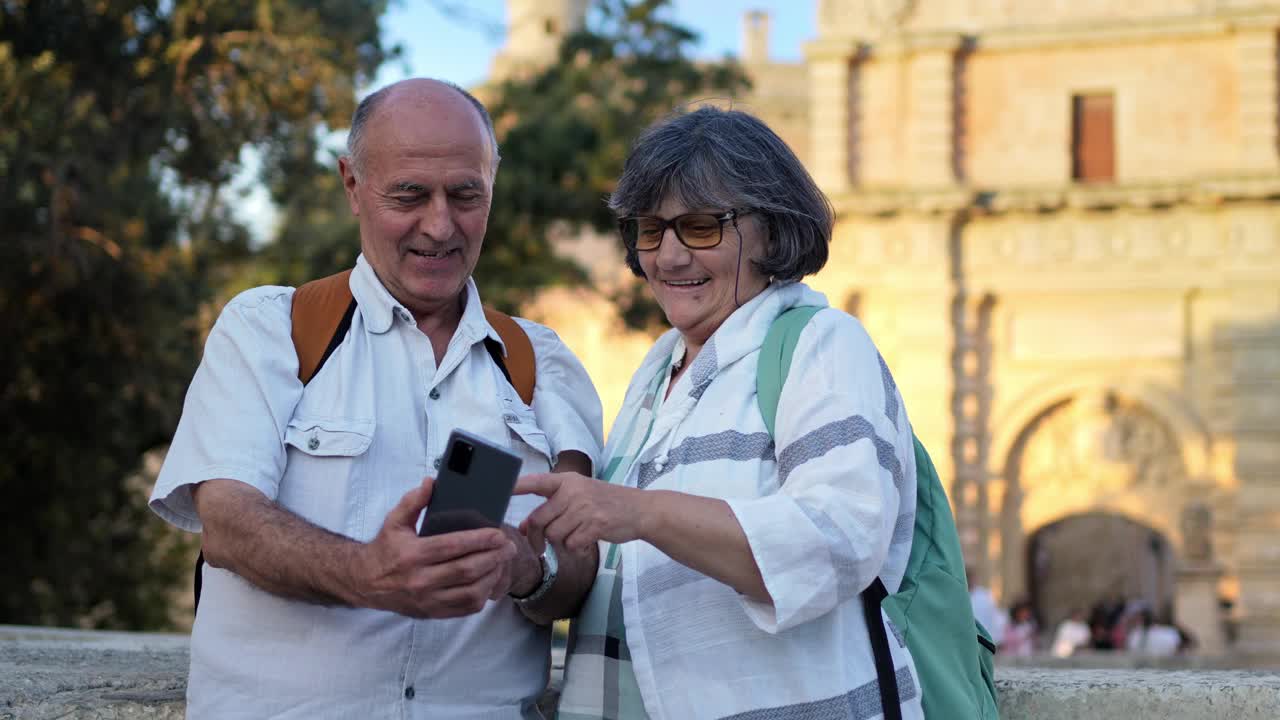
xmin=0 ymin=0 xmax=392 ymax=629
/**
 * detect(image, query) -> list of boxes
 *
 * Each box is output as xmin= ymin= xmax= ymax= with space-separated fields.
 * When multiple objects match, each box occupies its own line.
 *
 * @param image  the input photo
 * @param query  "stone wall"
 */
xmin=5 ymin=626 xmax=1280 ymax=720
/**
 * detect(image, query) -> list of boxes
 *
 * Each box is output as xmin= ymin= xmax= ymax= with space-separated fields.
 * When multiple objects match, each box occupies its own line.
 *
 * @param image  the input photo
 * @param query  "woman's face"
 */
xmin=636 ymin=196 xmax=770 ymax=346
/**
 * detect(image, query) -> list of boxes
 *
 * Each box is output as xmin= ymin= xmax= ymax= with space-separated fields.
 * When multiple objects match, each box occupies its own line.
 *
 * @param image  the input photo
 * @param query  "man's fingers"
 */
xmin=488 ymin=560 xmax=513 ymax=600
xmin=421 ymin=545 xmax=509 ymax=590
xmin=431 ymin=566 xmax=506 ymax=615
xmin=418 ymin=527 xmax=508 ymax=565
xmin=513 ymin=473 xmax=561 ymax=497
xmin=385 ymin=477 xmax=435 ymax=530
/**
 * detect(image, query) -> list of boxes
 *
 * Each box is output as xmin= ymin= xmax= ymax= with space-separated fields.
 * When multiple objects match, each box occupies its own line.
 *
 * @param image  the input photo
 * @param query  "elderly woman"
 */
xmin=517 ymin=107 xmax=923 ymax=719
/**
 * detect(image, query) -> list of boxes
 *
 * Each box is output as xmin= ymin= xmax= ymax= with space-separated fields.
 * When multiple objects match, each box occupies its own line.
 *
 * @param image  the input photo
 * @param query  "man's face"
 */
xmin=340 ymin=87 xmax=494 ymax=317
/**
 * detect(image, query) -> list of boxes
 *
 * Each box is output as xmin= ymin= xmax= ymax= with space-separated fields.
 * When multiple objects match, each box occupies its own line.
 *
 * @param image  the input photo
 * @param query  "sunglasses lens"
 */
xmin=676 ymin=215 xmax=722 ymax=248
xmin=627 ymin=217 xmax=665 ymax=250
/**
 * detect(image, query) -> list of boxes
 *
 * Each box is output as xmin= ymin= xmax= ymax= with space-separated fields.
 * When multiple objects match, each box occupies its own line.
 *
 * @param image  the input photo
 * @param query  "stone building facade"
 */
xmin=806 ymin=0 xmax=1280 ymax=654
xmin=493 ymin=0 xmax=1280 ymax=655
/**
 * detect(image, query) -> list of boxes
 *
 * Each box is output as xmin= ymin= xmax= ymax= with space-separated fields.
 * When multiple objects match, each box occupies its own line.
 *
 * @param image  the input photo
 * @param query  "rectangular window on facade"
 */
xmin=1072 ymin=93 xmax=1115 ymax=183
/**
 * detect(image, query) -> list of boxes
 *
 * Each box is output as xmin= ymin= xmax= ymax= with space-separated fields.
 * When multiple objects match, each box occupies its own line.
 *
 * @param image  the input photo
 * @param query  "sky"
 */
xmin=236 ymin=1 xmax=818 ymax=239
xmin=373 ymin=0 xmax=817 ymax=90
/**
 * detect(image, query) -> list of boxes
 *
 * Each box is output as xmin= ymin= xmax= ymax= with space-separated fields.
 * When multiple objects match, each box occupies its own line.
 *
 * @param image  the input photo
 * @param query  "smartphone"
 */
xmin=418 ymin=429 xmax=522 ymax=537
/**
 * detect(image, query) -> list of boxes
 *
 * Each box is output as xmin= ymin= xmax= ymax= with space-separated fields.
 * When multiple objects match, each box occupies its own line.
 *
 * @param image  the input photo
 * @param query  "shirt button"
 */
xmin=307 ymin=435 xmax=320 ymax=451
xmin=404 ymin=686 xmax=415 ymax=700
xmin=429 ymin=388 xmax=440 ymax=400
xmin=433 ymin=458 xmax=441 ymax=470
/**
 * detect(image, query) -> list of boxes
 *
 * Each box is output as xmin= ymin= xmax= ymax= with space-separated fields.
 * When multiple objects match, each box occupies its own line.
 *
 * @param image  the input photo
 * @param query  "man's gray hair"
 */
xmin=345 ymin=79 xmax=501 ymax=176
xmin=609 ymin=106 xmax=833 ymax=281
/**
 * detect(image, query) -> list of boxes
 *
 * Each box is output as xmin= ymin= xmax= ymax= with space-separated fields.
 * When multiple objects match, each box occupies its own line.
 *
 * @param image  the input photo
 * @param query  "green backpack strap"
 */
xmin=757 ymin=304 xmax=1001 ymax=719
xmin=757 ymin=306 xmax=823 ymax=437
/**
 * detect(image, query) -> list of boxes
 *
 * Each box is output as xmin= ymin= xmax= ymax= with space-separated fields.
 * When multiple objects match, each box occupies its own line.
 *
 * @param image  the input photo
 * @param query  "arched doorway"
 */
xmin=1027 ymin=512 xmax=1175 ymax=632
xmin=997 ymin=389 xmax=1188 ymax=612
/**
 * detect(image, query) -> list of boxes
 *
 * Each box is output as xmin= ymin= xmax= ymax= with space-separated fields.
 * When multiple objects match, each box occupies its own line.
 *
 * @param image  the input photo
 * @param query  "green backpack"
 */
xmin=757 ymin=306 xmax=1000 ymax=720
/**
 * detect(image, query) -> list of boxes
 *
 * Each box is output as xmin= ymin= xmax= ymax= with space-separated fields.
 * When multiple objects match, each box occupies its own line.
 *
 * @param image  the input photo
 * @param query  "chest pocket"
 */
xmin=279 ymin=416 xmax=375 ymax=538
xmin=502 ymin=403 xmax=553 ymax=525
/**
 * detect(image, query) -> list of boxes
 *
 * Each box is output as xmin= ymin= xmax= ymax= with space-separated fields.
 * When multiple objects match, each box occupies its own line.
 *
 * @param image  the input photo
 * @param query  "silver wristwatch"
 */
xmin=512 ymin=543 xmax=559 ymax=606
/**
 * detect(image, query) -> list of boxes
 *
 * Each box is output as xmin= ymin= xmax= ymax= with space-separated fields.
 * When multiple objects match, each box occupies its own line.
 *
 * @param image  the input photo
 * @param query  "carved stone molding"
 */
xmin=816 ymin=1 xmax=1280 ymax=50
xmin=1016 ymin=392 xmax=1189 ymax=499
xmin=820 ymin=0 xmax=919 ymax=39
xmin=829 ymin=175 xmax=1280 ymax=218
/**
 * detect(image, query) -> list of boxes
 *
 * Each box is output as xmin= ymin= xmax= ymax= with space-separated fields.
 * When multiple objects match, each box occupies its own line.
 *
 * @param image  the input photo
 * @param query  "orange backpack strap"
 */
xmin=291 ymin=269 xmax=356 ymax=385
xmin=483 ymin=307 xmax=536 ymax=406
xmin=197 ymin=269 xmax=354 ymax=614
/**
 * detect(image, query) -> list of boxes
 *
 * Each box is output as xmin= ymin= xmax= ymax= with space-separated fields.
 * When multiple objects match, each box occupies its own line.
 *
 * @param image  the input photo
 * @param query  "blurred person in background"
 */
xmin=1052 ymin=608 xmax=1091 ymax=657
xmin=1125 ymin=608 xmax=1182 ymax=657
xmin=1001 ymin=599 xmax=1038 ymax=658
xmin=968 ymin=566 xmax=1007 ymax=646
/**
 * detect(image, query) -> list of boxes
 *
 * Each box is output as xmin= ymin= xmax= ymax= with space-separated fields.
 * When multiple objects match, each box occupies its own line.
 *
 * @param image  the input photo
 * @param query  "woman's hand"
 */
xmin=515 ymin=473 xmax=649 ymax=553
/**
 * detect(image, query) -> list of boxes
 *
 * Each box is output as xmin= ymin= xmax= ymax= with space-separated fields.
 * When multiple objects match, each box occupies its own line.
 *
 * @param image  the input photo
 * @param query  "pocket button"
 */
xmin=433 ymin=457 xmax=441 ymax=470
xmin=307 ymin=435 xmax=320 ymax=451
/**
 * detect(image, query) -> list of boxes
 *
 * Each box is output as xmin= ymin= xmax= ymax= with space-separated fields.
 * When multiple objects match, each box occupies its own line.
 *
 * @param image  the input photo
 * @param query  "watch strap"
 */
xmin=512 ymin=543 xmax=558 ymax=606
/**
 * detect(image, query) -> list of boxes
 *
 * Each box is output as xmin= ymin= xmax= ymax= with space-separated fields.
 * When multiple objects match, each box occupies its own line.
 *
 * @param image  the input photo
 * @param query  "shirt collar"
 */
xmin=671 ymin=281 xmax=831 ymax=400
xmin=349 ymin=254 xmax=504 ymax=348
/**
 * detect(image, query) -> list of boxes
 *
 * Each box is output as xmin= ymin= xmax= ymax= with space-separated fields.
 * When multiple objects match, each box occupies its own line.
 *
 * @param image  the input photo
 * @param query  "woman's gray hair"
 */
xmin=609 ymin=106 xmax=833 ymax=281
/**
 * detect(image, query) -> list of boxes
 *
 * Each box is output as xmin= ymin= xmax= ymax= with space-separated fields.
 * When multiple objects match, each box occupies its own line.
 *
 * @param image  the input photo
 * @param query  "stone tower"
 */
xmin=489 ymin=0 xmax=590 ymax=81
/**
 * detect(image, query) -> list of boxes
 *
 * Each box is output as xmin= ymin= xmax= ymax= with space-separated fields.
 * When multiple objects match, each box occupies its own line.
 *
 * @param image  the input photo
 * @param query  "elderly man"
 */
xmin=149 ymin=78 xmax=603 ymax=718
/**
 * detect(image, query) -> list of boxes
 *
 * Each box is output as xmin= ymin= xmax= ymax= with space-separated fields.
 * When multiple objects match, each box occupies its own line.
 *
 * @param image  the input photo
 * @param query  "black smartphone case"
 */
xmin=419 ymin=429 xmax=522 ymax=537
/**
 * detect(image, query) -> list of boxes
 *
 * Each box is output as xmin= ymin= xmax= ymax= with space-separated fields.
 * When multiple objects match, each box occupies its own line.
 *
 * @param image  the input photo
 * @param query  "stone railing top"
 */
xmin=4 ymin=625 xmax=1280 ymax=719
xmin=0 ymin=625 xmax=188 ymax=720
xmin=997 ymin=667 xmax=1280 ymax=720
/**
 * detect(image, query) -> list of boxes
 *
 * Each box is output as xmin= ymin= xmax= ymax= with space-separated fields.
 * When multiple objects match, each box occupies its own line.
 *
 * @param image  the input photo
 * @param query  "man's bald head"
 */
xmin=345 ymin=78 xmax=500 ymax=179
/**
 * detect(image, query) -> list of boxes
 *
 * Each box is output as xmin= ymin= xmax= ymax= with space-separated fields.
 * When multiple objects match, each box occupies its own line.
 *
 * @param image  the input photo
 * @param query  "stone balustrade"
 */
xmin=4 ymin=626 xmax=1280 ymax=719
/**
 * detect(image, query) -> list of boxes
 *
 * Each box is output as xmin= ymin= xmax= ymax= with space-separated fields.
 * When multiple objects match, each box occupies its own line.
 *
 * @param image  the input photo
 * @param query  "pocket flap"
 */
xmin=286 ymin=417 xmax=374 ymax=457
xmin=502 ymin=410 xmax=552 ymax=461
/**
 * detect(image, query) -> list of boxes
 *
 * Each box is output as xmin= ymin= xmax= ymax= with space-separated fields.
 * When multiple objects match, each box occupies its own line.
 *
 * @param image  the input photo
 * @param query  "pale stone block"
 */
xmin=1008 ymin=303 xmax=1183 ymax=361
xmin=1177 ymin=565 xmax=1228 ymax=654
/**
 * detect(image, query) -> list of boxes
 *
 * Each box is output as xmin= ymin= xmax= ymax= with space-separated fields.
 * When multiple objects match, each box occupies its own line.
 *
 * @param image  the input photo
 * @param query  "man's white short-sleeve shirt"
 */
xmin=150 ymin=255 xmax=603 ymax=719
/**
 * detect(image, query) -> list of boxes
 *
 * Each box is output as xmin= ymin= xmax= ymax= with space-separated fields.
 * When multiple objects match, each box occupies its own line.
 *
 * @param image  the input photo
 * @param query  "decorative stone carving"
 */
xmin=817 ymin=0 xmax=1208 ymax=38
xmin=1018 ymin=392 xmax=1188 ymax=496
xmin=819 ymin=0 xmax=918 ymax=38
xmin=1181 ymin=502 xmax=1214 ymax=564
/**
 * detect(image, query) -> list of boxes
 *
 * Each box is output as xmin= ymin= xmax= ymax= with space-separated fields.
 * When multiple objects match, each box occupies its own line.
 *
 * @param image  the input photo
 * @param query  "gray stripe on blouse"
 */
xmin=636 ymin=430 xmax=775 ymax=489
xmin=686 ymin=336 xmax=719 ymax=400
xmin=777 ymin=415 xmax=904 ymax=492
xmin=796 ymin=503 xmax=871 ymax=602
xmin=718 ymin=666 xmax=918 ymax=720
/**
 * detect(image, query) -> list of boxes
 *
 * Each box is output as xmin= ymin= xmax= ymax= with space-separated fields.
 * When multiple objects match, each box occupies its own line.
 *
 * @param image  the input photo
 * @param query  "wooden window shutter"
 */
xmin=1072 ymin=93 xmax=1115 ymax=183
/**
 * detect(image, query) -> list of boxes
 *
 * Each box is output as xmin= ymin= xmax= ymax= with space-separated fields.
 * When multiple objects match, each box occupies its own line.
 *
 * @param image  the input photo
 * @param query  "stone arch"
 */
xmin=994 ymin=383 xmax=1197 ymax=604
xmin=992 ymin=373 xmax=1210 ymax=483
xmin=1027 ymin=511 xmax=1176 ymax=633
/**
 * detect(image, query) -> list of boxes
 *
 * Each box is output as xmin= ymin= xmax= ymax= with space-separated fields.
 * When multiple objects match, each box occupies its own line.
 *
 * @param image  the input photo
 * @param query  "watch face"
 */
xmin=542 ymin=543 xmax=560 ymax=575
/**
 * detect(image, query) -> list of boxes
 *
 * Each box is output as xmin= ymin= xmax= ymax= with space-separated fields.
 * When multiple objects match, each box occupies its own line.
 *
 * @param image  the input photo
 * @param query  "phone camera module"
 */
xmin=448 ymin=441 xmax=474 ymax=474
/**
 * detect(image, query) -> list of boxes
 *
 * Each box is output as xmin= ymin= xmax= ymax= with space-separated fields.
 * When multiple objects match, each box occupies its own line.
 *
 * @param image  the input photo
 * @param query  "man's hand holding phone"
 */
xmin=354 ymin=476 xmax=517 ymax=619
